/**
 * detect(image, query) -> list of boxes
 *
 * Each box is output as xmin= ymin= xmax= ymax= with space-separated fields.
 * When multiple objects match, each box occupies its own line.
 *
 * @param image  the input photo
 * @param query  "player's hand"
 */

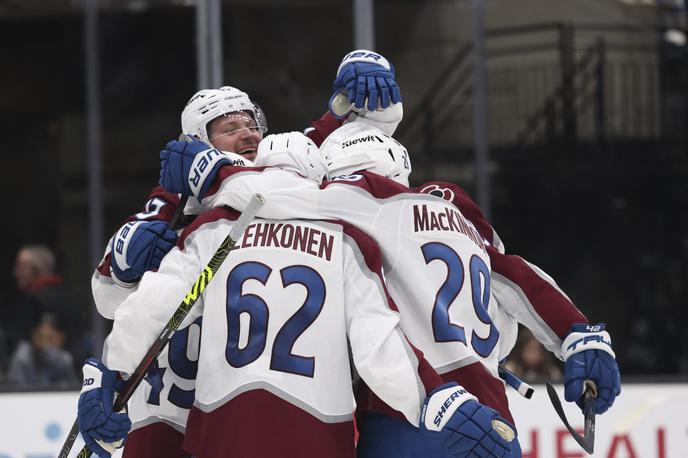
xmin=255 ymin=132 xmax=327 ymax=183
xmin=159 ymin=138 xmax=233 ymax=198
xmin=420 ymin=382 xmax=515 ymax=457
xmin=329 ymin=49 xmax=402 ymax=118
xmin=77 ymin=358 xmax=131 ymax=458
xmin=110 ymin=220 xmax=178 ymax=284
xmin=561 ymin=323 xmax=621 ymax=415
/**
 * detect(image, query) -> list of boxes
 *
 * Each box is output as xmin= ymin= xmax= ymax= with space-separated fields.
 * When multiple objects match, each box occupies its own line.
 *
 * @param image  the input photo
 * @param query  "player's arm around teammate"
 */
xmin=87 ymin=84 xmax=266 ymax=457
xmin=82 ymin=205 xmax=515 ymax=457
xmin=157 ymin=131 xmax=519 ymax=458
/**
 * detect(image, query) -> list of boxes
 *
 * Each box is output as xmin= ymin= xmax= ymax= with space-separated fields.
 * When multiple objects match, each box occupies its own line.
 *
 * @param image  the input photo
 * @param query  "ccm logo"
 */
xmin=83 ymin=378 xmax=95 ymax=387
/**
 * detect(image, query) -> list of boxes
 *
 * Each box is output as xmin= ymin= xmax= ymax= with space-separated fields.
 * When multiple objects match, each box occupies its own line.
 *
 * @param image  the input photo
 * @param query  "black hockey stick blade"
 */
xmin=545 ymin=382 xmax=596 ymax=454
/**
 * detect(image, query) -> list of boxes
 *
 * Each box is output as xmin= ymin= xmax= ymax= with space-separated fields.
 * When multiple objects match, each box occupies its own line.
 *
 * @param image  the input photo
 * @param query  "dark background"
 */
xmin=0 ymin=0 xmax=686 ymax=377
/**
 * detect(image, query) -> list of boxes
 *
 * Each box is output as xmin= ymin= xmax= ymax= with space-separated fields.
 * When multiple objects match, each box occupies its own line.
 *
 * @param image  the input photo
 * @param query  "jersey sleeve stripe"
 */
xmin=177 ymin=207 xmax=242 ymax=249
xmin=488 ymin=247 xmax=588 ymax=341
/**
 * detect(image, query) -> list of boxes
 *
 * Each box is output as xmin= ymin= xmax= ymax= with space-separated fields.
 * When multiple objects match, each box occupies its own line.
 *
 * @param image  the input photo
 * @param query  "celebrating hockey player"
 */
xmin=154 ymin=48 xmax=620 ymax=456
xmin=160 ymin=121 xmax=621 ymax=456
xmin=81 ymin=138 xmax=515 ymax=457
xmin=89 ymin=85 xmax=265 ymax=458
xmin=86 ymin=50 xmax=407 ymax=457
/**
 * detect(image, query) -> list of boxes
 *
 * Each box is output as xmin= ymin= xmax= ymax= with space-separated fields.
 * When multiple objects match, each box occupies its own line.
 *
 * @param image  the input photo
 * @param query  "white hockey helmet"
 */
xmin=255 ymin=132 xmax=327 ymax=183
xmin=181 ymin=86 xmax=268 ymax=143
xmin=319 ymin=122 xmax=412 ymax=186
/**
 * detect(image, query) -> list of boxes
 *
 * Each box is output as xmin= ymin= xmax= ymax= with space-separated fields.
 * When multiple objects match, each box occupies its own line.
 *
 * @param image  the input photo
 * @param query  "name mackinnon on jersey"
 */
xmin=412 ymin=204 xmax=487 ymax=254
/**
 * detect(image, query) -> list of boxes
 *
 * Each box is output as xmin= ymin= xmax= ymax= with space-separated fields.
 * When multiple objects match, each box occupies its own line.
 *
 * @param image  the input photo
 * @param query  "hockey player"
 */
xmin=158 ymin=130 xmax=519 ymax=456
xmin=79 ymin=147 xmax=515 ymax=457
xmin=156 ymin=124 xmax=621 ymax=457
xmin=88 ymin=50 xmax=406 ymax=457
xmin=89 ymin=86 xmax=265 ymax=458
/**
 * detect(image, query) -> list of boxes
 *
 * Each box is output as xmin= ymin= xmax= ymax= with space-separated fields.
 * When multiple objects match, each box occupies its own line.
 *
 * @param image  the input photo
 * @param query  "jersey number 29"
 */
xmin=422 ymin=242 xmax=499 ymax=357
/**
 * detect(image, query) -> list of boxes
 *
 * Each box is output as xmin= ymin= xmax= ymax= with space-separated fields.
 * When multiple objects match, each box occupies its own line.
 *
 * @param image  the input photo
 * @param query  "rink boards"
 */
xmin=0 ymin=383 xmax=686 ymax=458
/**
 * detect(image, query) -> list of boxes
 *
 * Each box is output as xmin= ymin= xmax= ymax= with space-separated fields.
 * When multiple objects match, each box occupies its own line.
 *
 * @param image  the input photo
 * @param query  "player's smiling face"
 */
xmin=207 ymin=111 xmax=264 ymax=161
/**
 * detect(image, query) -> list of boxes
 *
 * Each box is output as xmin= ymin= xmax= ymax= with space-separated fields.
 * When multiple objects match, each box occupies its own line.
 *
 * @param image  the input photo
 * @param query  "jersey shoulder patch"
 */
xmin=325 ymin=171 xmax=409 ymax=199
xmin=417 ymin=181 xmax=494 ymax=244
xmin=417 ymin=182 xmax=472 ymax=204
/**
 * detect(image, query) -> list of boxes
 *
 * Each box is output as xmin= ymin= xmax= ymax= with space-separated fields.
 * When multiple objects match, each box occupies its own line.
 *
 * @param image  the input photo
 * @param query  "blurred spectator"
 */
xmin=504 ymin=326 xmax=563 ymax=383
xmin=6 ymin=317 xmax=78 ymax=388
xmin=4 ymin=244 xmax=88 ymax=372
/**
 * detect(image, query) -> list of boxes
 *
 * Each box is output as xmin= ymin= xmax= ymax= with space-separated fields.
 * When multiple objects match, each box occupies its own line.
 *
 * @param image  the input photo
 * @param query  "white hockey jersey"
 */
xmin=200 ymin=167 xmax=590 ymax=424
xmin=103 ymin=207 xmax=440 ymax=458
xmin=90 ymin=187 xmax=198 ymax=445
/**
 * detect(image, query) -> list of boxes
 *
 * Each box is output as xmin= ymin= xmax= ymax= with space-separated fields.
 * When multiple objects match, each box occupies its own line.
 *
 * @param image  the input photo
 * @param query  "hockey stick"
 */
xmin=497 ymin=363 xmax=534 ymax=399
xmin=545 ymin=380 xmax=597 ymax=454
xmin=169 ymin=195 xmax=189 ymax=230
xmin=59 ymin=193 xmax=265 ymax=458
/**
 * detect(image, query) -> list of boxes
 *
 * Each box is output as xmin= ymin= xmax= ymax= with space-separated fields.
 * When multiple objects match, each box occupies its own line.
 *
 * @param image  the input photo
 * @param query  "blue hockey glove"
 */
xmin=78 ymin=358 xmax=131 ymax=458
xmin=328 ymin=49 xmax=402 ymax=117
xmin=159 ymin=138 xmax=233 ymax=198
xmin=110 ymin=220 xmax=178 ymax=284
xmin=561 ymin=323 xmax=621 ymax=415
xmin=420 ymin=383 xmax=515 ymax=457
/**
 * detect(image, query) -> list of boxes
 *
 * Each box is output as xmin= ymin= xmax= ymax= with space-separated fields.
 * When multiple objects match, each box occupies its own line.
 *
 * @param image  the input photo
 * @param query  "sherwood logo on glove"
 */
xmin=421 ymin=384 xmax=477 ymax=432
xmin=434 ymin=387 xmax=467 ymax=427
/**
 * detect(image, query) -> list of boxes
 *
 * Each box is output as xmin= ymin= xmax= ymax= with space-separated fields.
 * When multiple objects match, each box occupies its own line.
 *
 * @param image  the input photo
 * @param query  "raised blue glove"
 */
xmin=420 ymin=383 xmax=515 ymax=457
xmin=159 ymin=138 xmax=232 ymax=198
xmin=561 ymin=323 xmax=621 ymax=415
xmin=78 ymin=358 xmax=131 ymax=458
xmin=329 ymin=49 xmax=402 ymax=117
xmin=110 ymin=220 xmax=178 ymax=284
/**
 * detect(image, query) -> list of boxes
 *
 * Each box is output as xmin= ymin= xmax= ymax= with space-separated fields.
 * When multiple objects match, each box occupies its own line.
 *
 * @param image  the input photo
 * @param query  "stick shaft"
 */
xmin=60 ymin=194 xmax=264 ymax=458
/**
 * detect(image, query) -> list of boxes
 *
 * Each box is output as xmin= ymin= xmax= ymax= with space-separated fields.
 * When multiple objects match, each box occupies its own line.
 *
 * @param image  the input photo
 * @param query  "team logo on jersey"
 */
xmin=332 ymin=174 xmax=364 ymax=182
xmin=419 ymin=184 xmax=455 ymax=202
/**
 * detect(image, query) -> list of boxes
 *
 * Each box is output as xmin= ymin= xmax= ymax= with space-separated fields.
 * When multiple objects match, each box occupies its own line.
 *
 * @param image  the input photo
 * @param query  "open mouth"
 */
xmin=237 ymin=147 xmax=257 ymax=160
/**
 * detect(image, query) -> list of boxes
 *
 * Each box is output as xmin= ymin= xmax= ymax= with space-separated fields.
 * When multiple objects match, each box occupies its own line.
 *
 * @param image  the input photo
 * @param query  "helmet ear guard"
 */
xmin=319 ymin=122 xmax=412 ymax=186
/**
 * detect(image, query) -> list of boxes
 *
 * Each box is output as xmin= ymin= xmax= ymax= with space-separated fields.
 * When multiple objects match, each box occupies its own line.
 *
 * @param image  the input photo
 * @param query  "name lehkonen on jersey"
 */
xmin=413 ymin=204 xmax=486 ymax=253
xmin=236 ymin=222 xmax=334 ymax=261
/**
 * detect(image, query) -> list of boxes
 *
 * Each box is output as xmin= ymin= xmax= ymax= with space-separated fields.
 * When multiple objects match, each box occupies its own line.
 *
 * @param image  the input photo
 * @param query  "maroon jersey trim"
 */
xmin=184 ymin=389 xmax=356 ymax=458
xmin=123 ymin=422 xmax=191 ymax=458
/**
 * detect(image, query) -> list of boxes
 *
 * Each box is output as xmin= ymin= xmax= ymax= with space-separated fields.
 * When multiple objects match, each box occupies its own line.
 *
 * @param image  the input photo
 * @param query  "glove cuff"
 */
xmin=110 ymin=265 xmax=141 ymax=288
xmin=421 ymin=383 xmax=477 ymax=432
xmin=561 ymin=323 xmax=616 ymax=361
xmin=188 ymin=148 xmax=231 ymax=198
xmin=81 ymin=358 xmax=122 ymax=392
xmin=111 ymin=221 xmax=146 ymax=275
xmin=346 ymin=102 xmax=404 ymax=136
